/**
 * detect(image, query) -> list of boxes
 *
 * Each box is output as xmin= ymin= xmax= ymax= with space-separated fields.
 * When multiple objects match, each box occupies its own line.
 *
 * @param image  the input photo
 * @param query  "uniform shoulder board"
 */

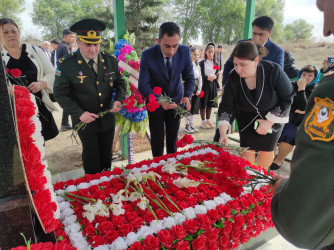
xmin=102 ymin=51 xmax=116 ymax=58
xmin=58 ymin=53 xmax=74 ymax=64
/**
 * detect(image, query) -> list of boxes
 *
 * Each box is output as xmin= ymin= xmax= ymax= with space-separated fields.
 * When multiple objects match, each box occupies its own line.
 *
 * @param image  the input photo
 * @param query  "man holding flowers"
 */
xmin=54 ymin=19 xmax=126 ymax=174
xmin=138 ymin=22 xmax=195 ymax=157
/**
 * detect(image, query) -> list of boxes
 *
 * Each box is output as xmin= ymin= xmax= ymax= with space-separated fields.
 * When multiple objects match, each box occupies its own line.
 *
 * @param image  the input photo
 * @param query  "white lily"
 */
xmin=110 ymin=202 xmax=125 ymax=216
xmin=161 ymin=163 xmax=177 ymax=174
xmin=137 ymin=197 xmax=148 ymax=210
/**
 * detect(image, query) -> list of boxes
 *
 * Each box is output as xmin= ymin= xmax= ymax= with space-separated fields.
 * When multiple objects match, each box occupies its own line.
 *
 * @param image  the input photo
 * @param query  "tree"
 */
xmin=169 ymin=0 xmax=245 ymax=45
xmin=284 ymin=19 xmax=313 ymax=41
xmin=255 ymin=0 xmax=285 ymax=42
xmin=198 ymin=0 xmax=245 ymax=44
xmin=168 ymin=0 xmax=202 ymax=45
xmin=125 ymin=0 xmax=166 ymax=53
xmin=0 ymin=0 xmax=25 ymax=25
xmin=32 ymin=0 xmax=113 ymax=40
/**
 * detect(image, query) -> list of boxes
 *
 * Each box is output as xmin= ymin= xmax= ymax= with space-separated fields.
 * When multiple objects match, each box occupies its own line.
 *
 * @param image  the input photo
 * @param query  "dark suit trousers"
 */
xmin=61 ymin=110 xmax=71 ymax=126
xmin=148 ymin=108 xmax=180 ymax=157
xmin=77 ymin=122 xmax=115 ymax=174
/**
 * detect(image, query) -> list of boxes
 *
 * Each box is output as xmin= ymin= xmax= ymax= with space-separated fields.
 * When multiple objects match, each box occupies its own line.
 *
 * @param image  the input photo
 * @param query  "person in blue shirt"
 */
xmin=222 ymin=16 xmax=284 ymax=86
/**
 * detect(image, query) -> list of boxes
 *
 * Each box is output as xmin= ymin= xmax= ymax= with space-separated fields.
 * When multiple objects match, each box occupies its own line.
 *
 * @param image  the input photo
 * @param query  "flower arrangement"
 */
xmin=53 ymin=144 xmax=274 ymax=249
xmin=111 ymin=37 xmax=148 ymax=137
xmin=14 ymin=86 xmax=59 ymax=233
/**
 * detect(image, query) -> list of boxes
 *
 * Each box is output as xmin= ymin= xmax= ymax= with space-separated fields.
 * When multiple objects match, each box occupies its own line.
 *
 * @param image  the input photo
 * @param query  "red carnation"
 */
xmin=171 ymin=225 xmax=188 ymax=240
xmin=104 ymin=230 xmax=119 ymax=243
xmin=174 ymin=240 xmax=190 ymax=250
xmin=149 ymin=94 xmax=156 ymax=102
xmin=6 ymin=68 xmax=9 ymax=74
xmin=199 ymin=90 xmax=204 ymax=98
xmin=213 ymin=65 xmax=219 ymax=70
xmin=129 ymin=241 xmax=143 ymax=250
xmin=192 ymin=234 xmax=208 ymax=250
xmin=183 ymin=219 xmax=199 ymax=234
xmin=10 ymin=68 xmax=22 ymax=78
xmin=157 ymin=229 xmax=173 ymax=248
xmin=153 ymin=86 xmax=162 ymax=95
xmin=143 ymin=235 xmax=160 ymax=250
xmin=147 ymin=100 xmax=159 ymax=112
xmin=183 ymin=134 xmax=193 ymax=144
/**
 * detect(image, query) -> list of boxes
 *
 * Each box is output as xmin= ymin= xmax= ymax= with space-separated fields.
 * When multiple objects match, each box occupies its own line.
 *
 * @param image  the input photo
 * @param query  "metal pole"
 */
xmin=243 ymin=0 xmax=256 ymax=39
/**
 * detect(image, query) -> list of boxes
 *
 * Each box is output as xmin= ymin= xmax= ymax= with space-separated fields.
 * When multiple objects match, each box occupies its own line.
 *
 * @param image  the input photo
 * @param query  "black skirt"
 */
xmin=200 ymin=79 xmax=218 ymax=109
xmin=236 ymin=112 xmax=283 ymax=151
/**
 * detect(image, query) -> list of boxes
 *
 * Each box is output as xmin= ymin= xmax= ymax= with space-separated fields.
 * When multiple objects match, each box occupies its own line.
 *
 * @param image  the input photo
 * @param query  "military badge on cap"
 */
xmin=304 ymin=97 xmax=334 ymax=141
xmin=70 ymin=19 xmax=106 ymax=44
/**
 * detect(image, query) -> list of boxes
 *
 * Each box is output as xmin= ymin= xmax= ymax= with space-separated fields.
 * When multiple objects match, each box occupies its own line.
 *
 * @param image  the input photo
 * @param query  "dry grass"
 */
xmin=221 ymin=41 xmax=333 ymax=70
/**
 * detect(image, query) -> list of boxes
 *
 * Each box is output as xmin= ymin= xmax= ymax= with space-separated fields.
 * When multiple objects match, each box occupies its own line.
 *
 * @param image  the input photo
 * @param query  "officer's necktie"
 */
xmin=166 ymin=57 xmax=172 ymax=78
xmin=88 ymin=59 xmax=97 ymax=77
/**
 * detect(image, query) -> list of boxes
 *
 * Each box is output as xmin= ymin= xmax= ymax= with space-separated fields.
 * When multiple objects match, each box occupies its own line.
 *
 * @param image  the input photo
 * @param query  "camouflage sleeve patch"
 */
xmin=304 ymin=97 xmax=334 ymax=141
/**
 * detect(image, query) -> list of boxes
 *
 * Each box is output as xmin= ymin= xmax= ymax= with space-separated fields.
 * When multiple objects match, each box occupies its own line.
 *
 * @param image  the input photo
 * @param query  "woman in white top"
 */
xmin=184 ymin=47 xmax=203 ymax=133
xmin=0 ymin=18 xmax=58 ymax=141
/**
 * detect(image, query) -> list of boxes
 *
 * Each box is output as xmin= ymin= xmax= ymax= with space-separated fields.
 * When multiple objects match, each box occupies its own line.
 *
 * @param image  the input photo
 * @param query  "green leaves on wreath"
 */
xmin=122 ymin=119 xmax=132 ymax=134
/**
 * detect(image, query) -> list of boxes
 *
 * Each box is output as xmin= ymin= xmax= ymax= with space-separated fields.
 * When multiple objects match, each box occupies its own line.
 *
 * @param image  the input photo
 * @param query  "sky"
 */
xmin=19 ymin=0 xmax=333 ymax=42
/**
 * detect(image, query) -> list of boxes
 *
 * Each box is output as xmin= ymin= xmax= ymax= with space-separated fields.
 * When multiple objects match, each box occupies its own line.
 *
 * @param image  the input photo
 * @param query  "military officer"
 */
xmin=53 ymin=19 xmax=126 ymax=174
xmin=271 ymin=1 xmax=334 ymax=249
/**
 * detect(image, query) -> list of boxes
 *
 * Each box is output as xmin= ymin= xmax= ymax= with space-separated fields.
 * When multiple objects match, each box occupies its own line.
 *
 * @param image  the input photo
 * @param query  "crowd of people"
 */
xmin=1 ymin=0 xmax=334 ymax=248
xmin=1 ymin=14 xmax=330 ymax=171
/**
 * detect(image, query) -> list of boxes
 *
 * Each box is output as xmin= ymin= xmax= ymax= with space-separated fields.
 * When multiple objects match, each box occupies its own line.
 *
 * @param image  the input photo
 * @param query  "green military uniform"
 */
xmin=271 ymin=72 xmax=334 ymax=249
xmin=53 ymin=19 xmax=126 ymax=174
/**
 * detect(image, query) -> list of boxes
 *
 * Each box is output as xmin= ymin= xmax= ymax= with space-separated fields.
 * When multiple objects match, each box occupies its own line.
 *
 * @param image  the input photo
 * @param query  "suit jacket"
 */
xmin=51 ymin=50 xmax=57 ymax=67
xmin=222 ymin=38 xmax=284 ymax=85
xmin=53 ymin=50 xmax=126 ymax=132
xmin=56 ymin=41 xmax=71 ymax=63
xmin=138 ymin=44 xmax=195 ymax=104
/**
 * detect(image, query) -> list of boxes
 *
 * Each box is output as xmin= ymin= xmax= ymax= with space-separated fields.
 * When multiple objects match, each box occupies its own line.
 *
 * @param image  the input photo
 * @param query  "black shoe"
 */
xmin=60 ymin=125 xmax=72 ymax=131
xmin=269 ymin=162 xmax=282 ymax=170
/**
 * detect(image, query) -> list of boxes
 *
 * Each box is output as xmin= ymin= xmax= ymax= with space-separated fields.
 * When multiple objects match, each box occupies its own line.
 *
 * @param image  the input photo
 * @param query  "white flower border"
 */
xmin=56 ymin=147 xmax=266 ymax=249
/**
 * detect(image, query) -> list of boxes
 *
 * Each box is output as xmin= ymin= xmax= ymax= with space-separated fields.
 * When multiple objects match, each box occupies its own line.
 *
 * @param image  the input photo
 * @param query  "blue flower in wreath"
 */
xmin=113 ymin=50 xmax=120 ymax=58
xmin=119 ymin=108 xmax=127 ymax=116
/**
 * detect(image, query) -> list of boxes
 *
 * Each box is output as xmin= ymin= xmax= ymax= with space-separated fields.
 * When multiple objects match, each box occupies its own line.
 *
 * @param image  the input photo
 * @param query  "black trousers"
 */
xmin=77 ymin=123 xmax=115 ymax=174
xmin=61 ymin=110 xmax=71 ymax=126
xmin=148 ymin=108 xmax=180 ymax=157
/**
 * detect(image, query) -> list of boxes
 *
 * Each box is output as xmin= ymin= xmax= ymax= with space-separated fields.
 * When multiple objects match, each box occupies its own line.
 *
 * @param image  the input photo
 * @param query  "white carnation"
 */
xmin=183 ymin=207 xmax=196 ymax=219
xmin=203 ymin=200 xmax=217 ymax=210
xmin=137 ymin=226 xmax=154 ymax=238
xmin=57 ymin=196 xmax=65 ymax=203
xmin=67 ymin=223 xmax=81 ymax=233
xmin=63 ymin=207 xmax=74 ymax=217
xmin=162 ymin=217 xmax=176 ymax=229
xmin=100 ymin=176 xmax=109 ymax=182
xmin=150 ymin=220 xmax=163 ymax=233
xmin=214 ymin=196 xmax=225 ymax=205
xmin=63 ymin=215 xmax=77 ymax=226
xmin=65 ymin=185 xmax=77 ymax=192
xmin=173 ymin=213 xmax=186 ymax=224
xmin=221 ymin=193 xmax=232 ymax=203
xmin=77 ymin=182 xmax=90 ymax=189
xmin=195 ymin=205 xmax=207 ymax=214
xmin=159 ymin=160 xmax=166 ymax=165
xmin=112 ymin=238 xmax=127 ymax=250
xmin=125 ymin=232 xmax=139 ymax=246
